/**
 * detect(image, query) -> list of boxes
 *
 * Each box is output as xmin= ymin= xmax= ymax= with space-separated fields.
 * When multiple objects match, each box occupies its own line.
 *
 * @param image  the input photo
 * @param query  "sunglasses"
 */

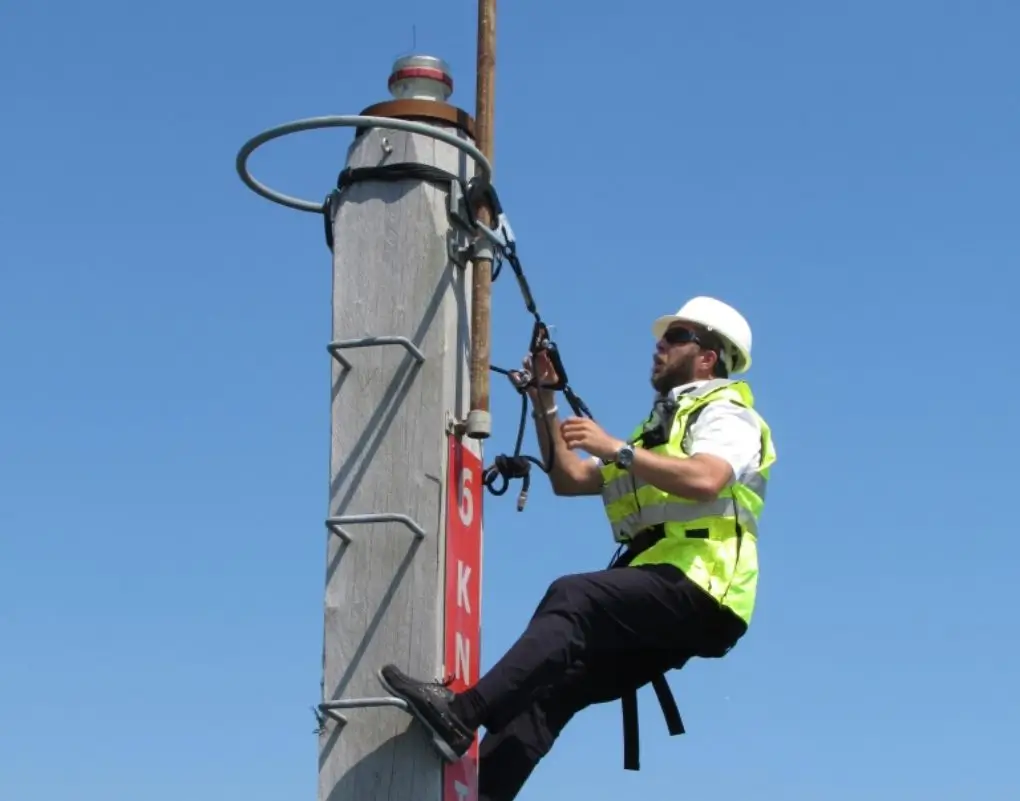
xmin=660 ymin=326 xmax=703 ymax=346
xmin=661 ymin=326 xmax=732 ymax=372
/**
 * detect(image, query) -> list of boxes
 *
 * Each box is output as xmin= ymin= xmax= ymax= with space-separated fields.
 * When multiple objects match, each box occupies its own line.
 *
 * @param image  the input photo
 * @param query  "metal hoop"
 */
xmin=235 ymin=115 xmax=492 ymax=213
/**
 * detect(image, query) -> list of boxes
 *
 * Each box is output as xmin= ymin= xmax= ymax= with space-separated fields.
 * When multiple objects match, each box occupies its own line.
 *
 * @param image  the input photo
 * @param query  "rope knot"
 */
xmin=483 ymin=454 xmax=533 ymax=511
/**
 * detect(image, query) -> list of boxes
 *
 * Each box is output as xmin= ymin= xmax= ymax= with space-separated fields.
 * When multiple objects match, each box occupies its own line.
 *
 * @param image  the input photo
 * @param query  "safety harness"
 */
xmin=321 ymin=162 xmax=694 ymax=771
xmin=607 ymin=524 xmax=688 ymax=770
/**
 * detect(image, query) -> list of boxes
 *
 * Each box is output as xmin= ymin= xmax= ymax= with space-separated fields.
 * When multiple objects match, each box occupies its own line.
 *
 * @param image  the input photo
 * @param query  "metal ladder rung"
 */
xmin=326 ymin=513 xmax=427 ymax=543
xmin=318 ymin=696 xmax=409 ymax=725
xmin=327 ymin=336 xmax=425 ymax=370
xmin=319 ymin=336 xmax=428 ymax=732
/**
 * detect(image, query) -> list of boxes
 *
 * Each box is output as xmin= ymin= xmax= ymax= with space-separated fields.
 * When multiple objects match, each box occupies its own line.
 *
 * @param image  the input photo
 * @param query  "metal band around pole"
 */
xmin=235 ymin=115 xmax=493 ymax=213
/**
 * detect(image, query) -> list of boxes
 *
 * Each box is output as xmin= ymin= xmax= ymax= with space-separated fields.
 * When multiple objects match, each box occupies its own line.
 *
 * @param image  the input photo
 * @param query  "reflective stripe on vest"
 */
xmin=598 ymin=379 xmax=776 ymax=624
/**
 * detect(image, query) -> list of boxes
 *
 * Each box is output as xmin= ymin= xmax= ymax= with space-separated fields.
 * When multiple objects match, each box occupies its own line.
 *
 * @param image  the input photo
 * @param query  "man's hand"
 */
xmin=523 ymin=350 xmax=559 ymax=400
xmin=561 ymin=417 xmax=625 ymax=462
xmin=507 ymin=350 xmax=560 ymax=408
xmin=563 ymin=417 xmax=734 ymax=502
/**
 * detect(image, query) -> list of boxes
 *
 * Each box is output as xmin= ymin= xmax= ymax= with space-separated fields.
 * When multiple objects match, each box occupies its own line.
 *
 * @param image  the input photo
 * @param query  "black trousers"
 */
xmin=470 ymin=563 xmax=746 ymax=801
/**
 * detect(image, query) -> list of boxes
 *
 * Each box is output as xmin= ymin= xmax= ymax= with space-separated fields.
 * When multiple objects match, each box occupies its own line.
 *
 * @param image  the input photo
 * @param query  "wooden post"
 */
xmin=466 ymin=0 xmax=496 ymax=440
xmin=317 ymin=58 xmax=485 ymax=801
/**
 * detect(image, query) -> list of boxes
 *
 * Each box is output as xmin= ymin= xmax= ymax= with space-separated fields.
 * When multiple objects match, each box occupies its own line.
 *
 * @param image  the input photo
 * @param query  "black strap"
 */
xmin=652 ymin=674 xmax=686 ymax=736
xmin=322 ymin=163 xmax=469 ymax=251
xmin=609 ymin=526 xmax=687 ymax=771
xmin=620 ymin=673 xmax=686 ymax=772
xmin=621 ymin=688 xmax=640 ymax=770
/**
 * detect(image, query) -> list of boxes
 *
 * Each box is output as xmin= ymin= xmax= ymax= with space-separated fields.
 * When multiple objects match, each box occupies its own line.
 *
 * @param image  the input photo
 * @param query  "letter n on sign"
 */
xmin=443 ymin=435 xmax=482 ymax=801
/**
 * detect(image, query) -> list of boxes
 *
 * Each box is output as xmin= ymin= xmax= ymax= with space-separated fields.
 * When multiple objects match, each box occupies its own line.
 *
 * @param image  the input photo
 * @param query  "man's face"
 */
xmin=650 ymin=323 xmax=705 ymax=393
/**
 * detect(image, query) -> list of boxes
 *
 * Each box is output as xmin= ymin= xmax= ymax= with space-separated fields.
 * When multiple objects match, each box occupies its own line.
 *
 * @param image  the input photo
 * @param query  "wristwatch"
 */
xmin=614 ymin=444 xmax=635 ymax=470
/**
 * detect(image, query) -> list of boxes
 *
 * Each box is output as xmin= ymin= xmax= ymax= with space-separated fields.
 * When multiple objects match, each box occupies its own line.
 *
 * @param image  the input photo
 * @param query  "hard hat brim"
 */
xmin=651 ymin=314 xmax=682 ymax=341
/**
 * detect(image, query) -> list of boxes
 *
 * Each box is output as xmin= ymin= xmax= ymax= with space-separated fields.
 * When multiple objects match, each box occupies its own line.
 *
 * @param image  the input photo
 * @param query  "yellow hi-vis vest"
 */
xmin=599 ymin=378 xmax=776 ymax=625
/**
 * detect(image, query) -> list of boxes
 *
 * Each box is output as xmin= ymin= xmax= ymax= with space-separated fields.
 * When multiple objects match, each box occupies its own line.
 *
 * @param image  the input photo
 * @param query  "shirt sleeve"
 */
xmin=686 ymin=401 xmax=762 ymax=481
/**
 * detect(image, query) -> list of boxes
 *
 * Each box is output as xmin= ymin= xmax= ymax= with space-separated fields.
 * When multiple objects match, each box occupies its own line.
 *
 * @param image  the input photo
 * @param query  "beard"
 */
xmin=651 ymin=351 xmax=696 ymax=394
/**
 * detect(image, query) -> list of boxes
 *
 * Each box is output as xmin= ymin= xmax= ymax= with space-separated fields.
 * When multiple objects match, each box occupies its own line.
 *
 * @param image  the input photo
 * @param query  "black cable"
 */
xmin=466 ymin=192 xmax=596 ymax=510
xmin=484 ymin=318 xmax=595 ymax=511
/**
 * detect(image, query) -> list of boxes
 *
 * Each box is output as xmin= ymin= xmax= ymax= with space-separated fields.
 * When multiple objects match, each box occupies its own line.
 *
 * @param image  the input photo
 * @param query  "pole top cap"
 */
xmin=388 ymin=54 xmax=454 ymax=102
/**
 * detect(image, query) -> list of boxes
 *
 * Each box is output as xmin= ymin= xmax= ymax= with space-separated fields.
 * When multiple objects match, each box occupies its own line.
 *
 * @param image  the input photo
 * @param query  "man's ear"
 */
xmin=700 ymin=348 xmax=719 ymax=373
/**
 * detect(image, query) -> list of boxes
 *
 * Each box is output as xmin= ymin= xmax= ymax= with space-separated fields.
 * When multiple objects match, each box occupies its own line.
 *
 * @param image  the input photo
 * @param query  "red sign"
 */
xmin=443 ymin=435 xmax=483 ymax=801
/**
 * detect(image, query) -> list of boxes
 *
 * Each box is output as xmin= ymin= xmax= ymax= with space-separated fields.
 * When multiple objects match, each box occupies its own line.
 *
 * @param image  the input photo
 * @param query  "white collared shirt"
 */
xmin=668 ymin=380 xmax=762 ymax=483
xmin=594 ymin=380 xmax=763 ymax=485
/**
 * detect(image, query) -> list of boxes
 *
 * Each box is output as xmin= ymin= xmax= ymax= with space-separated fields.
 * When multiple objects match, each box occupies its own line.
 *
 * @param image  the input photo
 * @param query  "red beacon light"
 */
xmin=387 ymin=55 xmax=454 ymax=102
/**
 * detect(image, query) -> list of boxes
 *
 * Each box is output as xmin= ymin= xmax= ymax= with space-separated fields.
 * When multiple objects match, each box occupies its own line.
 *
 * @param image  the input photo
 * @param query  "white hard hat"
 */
xmin=652 ymin=296 xmax=753 ymax=374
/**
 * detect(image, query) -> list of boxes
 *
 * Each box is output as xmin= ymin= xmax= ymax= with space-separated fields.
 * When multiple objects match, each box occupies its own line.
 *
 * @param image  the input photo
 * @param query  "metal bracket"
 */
xmin=446 ymin=182 xmax=477 ymax=268
xmin=325 ymin=513 xmax=428 ymax=544
xmin=327 ymin=336 xmax=426 ymax=371
xmin=447 ymin=227 xmax=472 ymax=269
xmin=445 ymin=410 xmax=467 ymax=436
xmin=447 ymin=180 xmax=474 ymax=234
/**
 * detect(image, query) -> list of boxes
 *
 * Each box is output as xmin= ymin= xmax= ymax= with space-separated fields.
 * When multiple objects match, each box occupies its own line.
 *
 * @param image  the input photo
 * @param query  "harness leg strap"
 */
xmin=608 ymin=526 xmax=687 ymax=771
xmin=620 ymin=673 xmax=686 ymax=772
xmin=651 ymin=674 xmax=685 ymax=736
xmin=621 ymin=688 xmax=640 ymax=771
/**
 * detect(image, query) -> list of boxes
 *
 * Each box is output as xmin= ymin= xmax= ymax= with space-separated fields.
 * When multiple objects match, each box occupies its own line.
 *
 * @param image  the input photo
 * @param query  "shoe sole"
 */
xmin=377 ymin=668 xmax=462 ymax=764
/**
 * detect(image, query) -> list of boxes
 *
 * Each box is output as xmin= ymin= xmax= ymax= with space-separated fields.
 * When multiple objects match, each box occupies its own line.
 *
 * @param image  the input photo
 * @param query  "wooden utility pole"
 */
xmin=314 ymin=58 xmax=485 ymax=801
xmin=467 ymin=0 xmax=496 ymax=440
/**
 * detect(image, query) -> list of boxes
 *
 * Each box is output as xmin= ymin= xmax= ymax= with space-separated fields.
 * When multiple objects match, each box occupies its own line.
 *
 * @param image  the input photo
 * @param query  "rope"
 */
xmin=321 ymin=162 xmax=595 ymax=511
xmin=482 ymin=246 xmax=595 ymax=511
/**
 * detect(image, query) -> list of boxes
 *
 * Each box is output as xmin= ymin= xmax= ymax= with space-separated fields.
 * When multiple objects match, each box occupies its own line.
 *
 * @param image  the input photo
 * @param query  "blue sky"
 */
xmin=2 ymin=1 xmax=1018 ymax=799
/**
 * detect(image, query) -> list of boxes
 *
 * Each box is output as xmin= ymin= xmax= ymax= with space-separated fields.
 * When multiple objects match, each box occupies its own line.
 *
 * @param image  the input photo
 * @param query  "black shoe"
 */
xmin=378 ymin=664 xmax=474 ymax=762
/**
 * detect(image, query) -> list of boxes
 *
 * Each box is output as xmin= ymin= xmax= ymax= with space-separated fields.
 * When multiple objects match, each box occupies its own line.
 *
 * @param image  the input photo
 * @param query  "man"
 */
xmin=379 ymin=296 xmax=776 ymax=800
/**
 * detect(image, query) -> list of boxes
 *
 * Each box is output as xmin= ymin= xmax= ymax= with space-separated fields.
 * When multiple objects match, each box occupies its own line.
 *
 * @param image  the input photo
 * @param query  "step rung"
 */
xmin=318 ymin=696 xmax=409 ymax=725
xmin=326 ymin=513 xmax=427 ymax=543
xmin=327 ymin=336 xmax=425 ymax=370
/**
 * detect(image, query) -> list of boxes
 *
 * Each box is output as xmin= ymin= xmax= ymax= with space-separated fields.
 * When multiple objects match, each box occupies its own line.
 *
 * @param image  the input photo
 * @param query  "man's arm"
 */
xmin=627 ymin=450 xmax=732 ymax=503
xmin=531 ymin=393 xmax=604 ymax=496
xmin=627 ymin=401 xmax=762 ymax=502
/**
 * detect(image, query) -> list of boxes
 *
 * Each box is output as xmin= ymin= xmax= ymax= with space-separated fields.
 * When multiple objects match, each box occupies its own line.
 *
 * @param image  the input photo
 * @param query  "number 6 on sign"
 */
xmin=459 ymin=467 xmax=474 ymax=526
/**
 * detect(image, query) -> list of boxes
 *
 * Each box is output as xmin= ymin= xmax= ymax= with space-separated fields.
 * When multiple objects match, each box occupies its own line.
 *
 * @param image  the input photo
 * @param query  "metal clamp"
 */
xmin=236 ymin=115 xmax=492 ymax=214
xmin=447 ymin=180 xmax=474 ymax=234
xmin=327 ymin=336 xmax=425 ymax=371
xmin=477 ymin=214 xmax=516 ymax=253
xmin=325 ymin=513 xmax=427 ymax=544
